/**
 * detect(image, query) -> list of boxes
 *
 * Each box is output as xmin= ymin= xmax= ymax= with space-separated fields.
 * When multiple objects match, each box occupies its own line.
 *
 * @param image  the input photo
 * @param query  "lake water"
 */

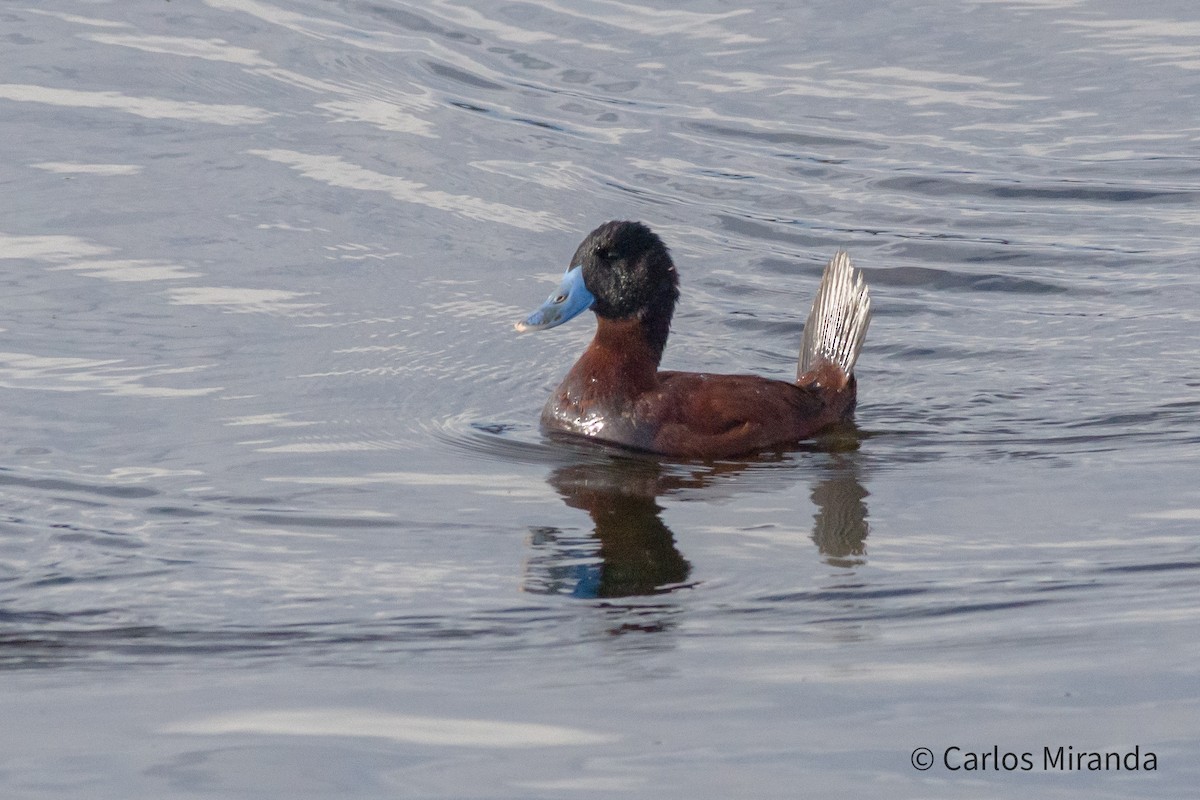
xmin=2 ymin=0 xmax=1198 ymax=797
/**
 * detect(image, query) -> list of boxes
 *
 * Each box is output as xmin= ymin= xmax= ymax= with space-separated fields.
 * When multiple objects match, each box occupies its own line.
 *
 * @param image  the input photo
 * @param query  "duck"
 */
xmin=515 ymin=220 xmax=872 ymax=459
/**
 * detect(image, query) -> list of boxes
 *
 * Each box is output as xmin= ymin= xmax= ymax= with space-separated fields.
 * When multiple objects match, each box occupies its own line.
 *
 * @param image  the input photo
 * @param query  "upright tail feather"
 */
xmin=797 ymin=251 xmax=872 ymax=380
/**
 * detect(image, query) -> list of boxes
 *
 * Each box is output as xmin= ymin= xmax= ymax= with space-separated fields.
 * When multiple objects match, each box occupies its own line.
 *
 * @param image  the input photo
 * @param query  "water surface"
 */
xmin=1 ymin=1 xmax=1198 ymax=797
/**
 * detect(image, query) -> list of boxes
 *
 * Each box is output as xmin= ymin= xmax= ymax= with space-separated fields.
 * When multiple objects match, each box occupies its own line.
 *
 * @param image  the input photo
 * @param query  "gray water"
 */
xmin=2 ymin=0 xmax=1199 ymax=797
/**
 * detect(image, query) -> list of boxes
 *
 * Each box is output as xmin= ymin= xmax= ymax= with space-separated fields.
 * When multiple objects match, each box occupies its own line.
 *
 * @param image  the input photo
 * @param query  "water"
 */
xmin=2 ymin=0 xmax=1198 ymax=796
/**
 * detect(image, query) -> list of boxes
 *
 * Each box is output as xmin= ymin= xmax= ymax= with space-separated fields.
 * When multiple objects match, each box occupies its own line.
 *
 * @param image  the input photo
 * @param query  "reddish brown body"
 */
xmin=541 ymin=318 xmax=856 ymax=459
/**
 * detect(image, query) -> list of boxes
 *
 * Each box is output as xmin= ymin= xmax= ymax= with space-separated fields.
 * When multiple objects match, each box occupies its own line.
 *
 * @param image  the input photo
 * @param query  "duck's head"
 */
xmin=516 ymin=220 xmax=680 ymax=354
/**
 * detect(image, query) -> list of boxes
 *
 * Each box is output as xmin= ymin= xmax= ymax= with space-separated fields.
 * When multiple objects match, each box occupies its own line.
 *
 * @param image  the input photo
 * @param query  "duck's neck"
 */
xmin=568 ymin=317 xmax=663 ymax=399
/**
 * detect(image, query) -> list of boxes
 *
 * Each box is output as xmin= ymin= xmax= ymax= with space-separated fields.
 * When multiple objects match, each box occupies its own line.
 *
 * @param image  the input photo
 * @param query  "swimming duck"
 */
xmin=516 ymin=221 xmax=872 ymax=458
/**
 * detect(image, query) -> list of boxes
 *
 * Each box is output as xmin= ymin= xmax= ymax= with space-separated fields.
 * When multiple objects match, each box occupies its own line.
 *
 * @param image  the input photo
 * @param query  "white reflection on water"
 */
xmin=316 ymin=96 xmax=438 ymax=136
xmin=5 ymin=234 xmax=196 ymax=285
xmin=204 ymin=0 xmax=412 ymax=54
xmin=685 ymin=65 xmax=1046 ymax=109
xmin=83 ymin=33 xmax=273 ymax=67
xmin=0 ymin=352 xmax=218 ymax=398
xmin=166 ymin=287 xmax=324 ymax=315
xmin=516 ymin=776 xmax=643 ymax=792
xmin=224 ymin=412 xmax=321 ymax=429
xmin=262 ymin=470 xmax=555 ymax=501
xmin=106 ymin=466 xmax=207 ymax=483
xmin=163 ymin=708 xmax=616 ymax=747
xmin=84 ymin=27 xmax=441 ymax=138
xmin=251 ymin=440 xmax=402 ymax=454
xmin=256 ymin=66 xmax=439 ymax=137
xmin=0 ymin=232 xmax=111 ymax=261
xmin=30 ymin=162 xmax=143 ymax=176
xmin=1065 ymin=17 xmax=1200 ymax=70
xmin=1134 ymin=509 xmax=1200 ymax=521
xmin=248 ymin=149 xmax=564 ymax=232
xmin=0 ymin=83 xmax=274 ymax=125
xmin=21 ymin=7 xmax=130 ymax=28
xmin=50 ymin=260 xmax=200 ymax=282
xmin=470 ymin=159 xmax=586 ymax=191
xmin=427 ymin=0 xmax=759 ymax=45
xmin=965 ymin=0 xmax=1086 ymax=8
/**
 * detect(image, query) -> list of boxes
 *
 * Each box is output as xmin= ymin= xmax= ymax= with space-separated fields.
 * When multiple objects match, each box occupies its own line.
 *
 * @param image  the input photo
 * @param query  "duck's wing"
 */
xmin=643 ymin=372 xmax=835 ymax=458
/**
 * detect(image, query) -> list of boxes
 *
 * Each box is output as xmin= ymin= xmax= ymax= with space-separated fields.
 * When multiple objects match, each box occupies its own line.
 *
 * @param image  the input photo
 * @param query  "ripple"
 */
xmin=0 ymin=351 xmax=218 ymax=399
xmin=163 ymin=708 xmax=616 ymax=747
xmin=51 ymin=259 xmax=199 ymax=282
xmin=250 ymin=438 xmax=411 ymax=454
xmin=30 ymin=162 xmax=142 ymax=176
xmin=0 ymin=469 xmax=159 ymax=500
xmin=238 ymin=511 xmax=398 ymax=530
xmin=361 ymin=4 xmax=483 ymax=46
xmin=864 ymin=264 xmax=1068 ymax=294
xmin=247 ymin=149 xmax=564 ymax=232
xmin=0 ymin=603 xmax=633 ymax=669
xmin=1094 ymin=560 xmax=1200 ymax=575
xmin=0 ymin=83 xmax=274 ymax=125
xmin=426 ymin=59 xmax=507 ymax=92
xmin=166 ymin=286 xmax=325 ymax=315
xmin=2 ymin=231 xmax=199 ymax=282
xmin=21 ymin=8 xmax=129 ymax=29
xmin=0 ymin=232 xmax=111 ymax=262
xmin=84 ymin=33 xmax=273 ymax=67
xmin=1063 ymin=16 xmax=1200 ymax=71
xmin=430 ymin=411 xmax=584 ymax=467
xmin=684 ymin=64 xmax=1046 ymax=109
xmin=682 ymin=121 xmax=885 ymax=151
xmin=876 ymin=174 xmax=1196 ymax=204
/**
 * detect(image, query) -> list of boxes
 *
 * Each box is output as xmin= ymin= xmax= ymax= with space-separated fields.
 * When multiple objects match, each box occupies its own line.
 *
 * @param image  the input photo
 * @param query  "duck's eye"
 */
xmin=594 ymin=247 xmax=615 ymax=261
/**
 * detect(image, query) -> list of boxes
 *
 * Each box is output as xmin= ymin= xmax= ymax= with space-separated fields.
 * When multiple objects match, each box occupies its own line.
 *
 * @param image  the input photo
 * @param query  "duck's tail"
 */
xmin=797 ymin=251 xmax=872 ymax=384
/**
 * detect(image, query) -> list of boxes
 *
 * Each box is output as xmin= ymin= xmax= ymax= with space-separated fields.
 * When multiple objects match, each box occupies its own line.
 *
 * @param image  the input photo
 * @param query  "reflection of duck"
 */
xmin=517 ymin=221 xmax=871 ymax=458
xmin=521 ymin=447 xmax=872 ymax=598
xmin=524 ymin=458 xmax=690 ymax=598
xmin=809 ymin=454 xmax=870 ymax=565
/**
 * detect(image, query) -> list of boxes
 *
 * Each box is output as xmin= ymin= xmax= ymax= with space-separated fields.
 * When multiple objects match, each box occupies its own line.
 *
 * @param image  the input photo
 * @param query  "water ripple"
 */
xmin=247 ymin=149 xmax=564 ymax=231
xmin=0 ymin=352 xmax=218 ymax=399
xmin=0 ymin=83 xmax=274 ymax=125
xmin=84 ymin=33 xmax=274 ymax=67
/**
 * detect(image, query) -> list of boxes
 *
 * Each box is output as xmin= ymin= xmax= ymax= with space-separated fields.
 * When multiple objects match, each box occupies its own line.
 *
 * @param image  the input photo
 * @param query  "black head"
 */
xmin=571 ymin=220 xmax=680 ymax=352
